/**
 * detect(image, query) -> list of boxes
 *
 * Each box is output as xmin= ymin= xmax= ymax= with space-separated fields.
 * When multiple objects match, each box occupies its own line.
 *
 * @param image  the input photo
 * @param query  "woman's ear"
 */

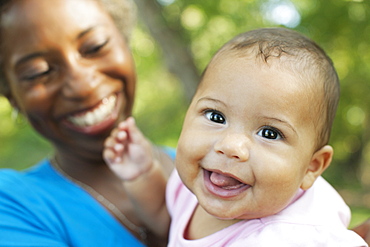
xmin=300 ymin=145 xmax=333 ymax=190
xmin=5 ymin=93 xmax=19 ymax=110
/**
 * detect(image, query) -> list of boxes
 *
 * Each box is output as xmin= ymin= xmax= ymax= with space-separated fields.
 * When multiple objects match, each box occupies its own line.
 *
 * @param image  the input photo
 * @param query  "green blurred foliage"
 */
xmin=0 ymin=0 xmax=369 ymax=219
xmin=0 ymin=98 xmax=52 ymax=170
xmin=130 ymin=27 xmax=188 ymax=148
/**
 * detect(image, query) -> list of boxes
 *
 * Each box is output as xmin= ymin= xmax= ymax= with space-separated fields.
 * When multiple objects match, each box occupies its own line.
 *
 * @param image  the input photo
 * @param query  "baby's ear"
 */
xmin=300 ymin=145 xmax=333 ymax=190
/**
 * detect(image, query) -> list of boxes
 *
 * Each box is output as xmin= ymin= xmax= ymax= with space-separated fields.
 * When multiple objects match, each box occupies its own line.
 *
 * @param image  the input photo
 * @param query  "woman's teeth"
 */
xmin=67 ymin=95 xmax=117 ymax=127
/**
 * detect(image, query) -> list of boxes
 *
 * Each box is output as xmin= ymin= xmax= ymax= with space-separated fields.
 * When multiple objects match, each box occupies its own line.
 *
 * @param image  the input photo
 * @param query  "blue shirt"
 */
xmin=0 ymin=159 xmax=145 ymax=247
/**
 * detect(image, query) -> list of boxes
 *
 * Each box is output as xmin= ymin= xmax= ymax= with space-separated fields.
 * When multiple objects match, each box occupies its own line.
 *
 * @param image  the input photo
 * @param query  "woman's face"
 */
xmin=1 ymin=0 xmax=136 ymax=159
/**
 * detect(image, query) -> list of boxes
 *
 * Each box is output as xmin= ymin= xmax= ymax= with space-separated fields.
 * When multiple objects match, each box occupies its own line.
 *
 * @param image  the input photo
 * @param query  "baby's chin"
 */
xmin=205 ymin=205 xmax=281 ymax=221
xmin=201 ymin=205 xmax=247 ymax=221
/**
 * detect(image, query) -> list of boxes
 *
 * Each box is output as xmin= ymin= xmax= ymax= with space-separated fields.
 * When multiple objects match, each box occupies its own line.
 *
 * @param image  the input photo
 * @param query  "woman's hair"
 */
xmin=95 ymin=0 xmax=137 ymax=41
xmin=0 ymin=0 xmax=137 ymax=96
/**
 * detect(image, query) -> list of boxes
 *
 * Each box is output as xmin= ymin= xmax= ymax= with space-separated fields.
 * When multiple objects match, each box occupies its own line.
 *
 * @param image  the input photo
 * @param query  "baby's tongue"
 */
xmin=210 ymin=172 xmax=243 ymax=189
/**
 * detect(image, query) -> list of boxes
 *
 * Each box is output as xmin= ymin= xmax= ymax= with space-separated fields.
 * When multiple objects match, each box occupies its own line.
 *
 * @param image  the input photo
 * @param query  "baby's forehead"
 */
xmin=211 ymin=47 xmax=318 ymax=85
xmin=204 ymin=49 xmax=324 ymax=114
xmin=210 ymin=47 xmax=314 ymax=82
xmin=207 ymin=49 xmax=319 ymax=92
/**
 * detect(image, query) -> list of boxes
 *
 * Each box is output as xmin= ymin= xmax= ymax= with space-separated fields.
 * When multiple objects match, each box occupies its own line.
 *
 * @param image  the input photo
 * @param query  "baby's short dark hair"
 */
xmin=202 ymin=28 xmax=340 ymax=149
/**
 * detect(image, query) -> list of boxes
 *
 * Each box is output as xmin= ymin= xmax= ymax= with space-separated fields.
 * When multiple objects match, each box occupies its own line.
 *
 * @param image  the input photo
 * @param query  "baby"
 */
xmin=104 ymin=28 xmax=368 ymax=246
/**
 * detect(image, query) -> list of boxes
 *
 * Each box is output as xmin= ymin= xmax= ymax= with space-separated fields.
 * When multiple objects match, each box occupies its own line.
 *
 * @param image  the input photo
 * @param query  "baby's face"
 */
xmin=176 ymin=53 xmax=320 ymax=220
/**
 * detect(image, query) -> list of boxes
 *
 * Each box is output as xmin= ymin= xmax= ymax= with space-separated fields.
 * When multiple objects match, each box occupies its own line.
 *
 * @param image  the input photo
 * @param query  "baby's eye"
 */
xmin=205 ymin=110 xmax=226 ymax=124
xmin=257 ymin=127 xmax=283 ymax=140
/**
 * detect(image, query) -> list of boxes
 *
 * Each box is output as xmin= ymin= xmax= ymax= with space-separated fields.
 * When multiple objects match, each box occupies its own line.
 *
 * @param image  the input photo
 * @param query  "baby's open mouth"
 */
xmin=203 ymin=169 xmax=251 ymax=198
xmin=209 ymin=171 xmax=246 ymax=190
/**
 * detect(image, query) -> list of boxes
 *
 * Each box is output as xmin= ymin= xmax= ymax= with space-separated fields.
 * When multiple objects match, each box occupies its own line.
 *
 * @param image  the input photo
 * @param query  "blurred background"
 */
xmin=0 ymin=0 xmax=369 ymax=226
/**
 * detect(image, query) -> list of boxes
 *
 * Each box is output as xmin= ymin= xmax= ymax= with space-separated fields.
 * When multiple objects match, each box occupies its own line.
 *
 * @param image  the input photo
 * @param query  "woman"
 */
xmin=0 ymin=0 xmax=172 ymax=246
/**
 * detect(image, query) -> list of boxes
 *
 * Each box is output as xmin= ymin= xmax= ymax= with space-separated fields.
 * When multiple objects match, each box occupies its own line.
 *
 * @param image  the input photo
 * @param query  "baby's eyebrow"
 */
xmin=196 ymin=97 xmax=226 ymax=107
xmin=262 ymin=117 xmax=297 ymax=135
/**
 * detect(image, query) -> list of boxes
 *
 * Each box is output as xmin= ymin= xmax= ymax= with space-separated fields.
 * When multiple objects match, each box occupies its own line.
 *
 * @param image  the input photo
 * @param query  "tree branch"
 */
xmin=135 ymin=0 xmax=200 ymax=102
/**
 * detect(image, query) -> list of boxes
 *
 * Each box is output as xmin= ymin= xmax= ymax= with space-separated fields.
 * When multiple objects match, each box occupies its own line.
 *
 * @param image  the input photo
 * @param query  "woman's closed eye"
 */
xmin=81 ymin=38 xmax=110 ymax=57
xmin=19 ymin=60 xmax=51 ymax=81
xmin=257 ymin=127 xmax=284 ymax=140
xmin=25 ymin=69 xmax=51 ymax=81
xmin=204 ymin=110 xmax=226 ymax=124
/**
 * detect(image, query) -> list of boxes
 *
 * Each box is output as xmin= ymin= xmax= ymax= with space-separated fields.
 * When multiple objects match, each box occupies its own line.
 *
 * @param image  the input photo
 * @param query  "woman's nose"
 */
xmin=61 ymin=60 xmax=98 ymax=100
xmin=214 ymin=132 xmax=250 ymax=161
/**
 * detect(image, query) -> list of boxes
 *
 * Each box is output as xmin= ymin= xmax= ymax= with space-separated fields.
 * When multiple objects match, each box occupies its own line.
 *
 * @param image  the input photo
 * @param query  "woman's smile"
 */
xmin=66 ymin=94 xmax=117 ymax=126
xmin=62 ymin=93 xmax=121 ymax=134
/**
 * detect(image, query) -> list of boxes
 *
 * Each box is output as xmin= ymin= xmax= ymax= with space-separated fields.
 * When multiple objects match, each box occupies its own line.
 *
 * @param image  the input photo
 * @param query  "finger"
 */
xmin=116 ymin=130 xmax=128 ymax=142
xmin=111 ymin=127 xmax=121 ymax=138
xmin=120 ymin=117 xmax=135 ymax=133
xmin=104 ymin=136 xmax=116 ymax=149
xmin=103 ymin=149 xmax=116 ymax=163
xmin=118 ymin=119 xmax=130 ymax=130
xmin=114 ymin=143 xmax=124 ymax=152
xmin=126 ymin=117 xmax=145 ymax=144
xmin=104 ymin=126 xmax=121 ymax=145
xmin=114 ymin=156 xmax=123 ymax=164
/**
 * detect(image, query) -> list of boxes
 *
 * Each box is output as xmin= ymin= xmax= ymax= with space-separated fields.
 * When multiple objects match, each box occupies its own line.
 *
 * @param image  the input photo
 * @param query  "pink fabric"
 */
xmin=166 ymin=170 xmax=368 ymax=247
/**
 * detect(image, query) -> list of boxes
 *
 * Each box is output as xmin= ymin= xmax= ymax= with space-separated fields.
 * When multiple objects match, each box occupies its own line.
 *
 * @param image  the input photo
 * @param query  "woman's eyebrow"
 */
xmin=77 ymin=26 xmax=95 ymax=39
xmin=15 ymin=26 xmax=100 ymax=67
xmin=77 ymin=23 xmax=107 ymax=40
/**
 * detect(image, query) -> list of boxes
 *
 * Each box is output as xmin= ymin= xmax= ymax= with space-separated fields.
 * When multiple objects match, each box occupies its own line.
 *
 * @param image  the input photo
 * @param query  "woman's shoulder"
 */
xmin=0 ymin=159 xmax=50 ymax=187
xmin=0 ymin=159 xmax=146 ymax=246
xmin=0 ymin=159 xmax=59 ymax=210
xmin=0 ymin=158 xmax=82 ymax=214
xmin=0 ymin=160 xmax=64 ymax=244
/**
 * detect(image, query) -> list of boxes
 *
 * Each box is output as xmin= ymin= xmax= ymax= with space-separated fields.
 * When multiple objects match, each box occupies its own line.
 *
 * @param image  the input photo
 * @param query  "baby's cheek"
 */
xmin=176 ymin=143 xmax=201 ymax=174
xmin=178 ymin=134 xmax=203 ymax=160
xmin=257 ymin=169 xmax=300 ymax=200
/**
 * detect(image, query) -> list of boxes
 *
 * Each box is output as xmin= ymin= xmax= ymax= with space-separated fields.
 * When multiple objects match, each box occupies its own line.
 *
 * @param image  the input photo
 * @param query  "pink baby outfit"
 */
xmin=166 ymin=170 xmax=368 ymax=247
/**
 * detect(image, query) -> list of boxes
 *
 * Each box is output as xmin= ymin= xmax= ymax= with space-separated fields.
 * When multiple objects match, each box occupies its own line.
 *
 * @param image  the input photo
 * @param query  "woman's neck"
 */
xmin=52 ymin=148 xmax=128 ymax=205
xmin=52 ymin=150 xmax=145 ymax=238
